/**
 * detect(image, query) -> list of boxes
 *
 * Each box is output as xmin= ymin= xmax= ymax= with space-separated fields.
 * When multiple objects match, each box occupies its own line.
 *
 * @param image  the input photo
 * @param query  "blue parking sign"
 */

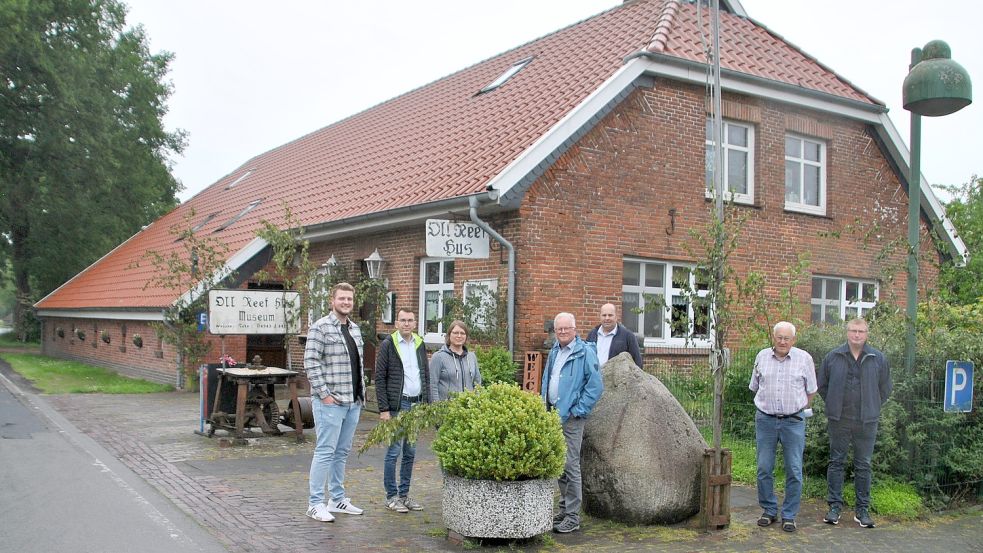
xmin=197 ymin=312 xmax=207 ymax=332
xmin=944 ymin=361 xmax=974 ymax=413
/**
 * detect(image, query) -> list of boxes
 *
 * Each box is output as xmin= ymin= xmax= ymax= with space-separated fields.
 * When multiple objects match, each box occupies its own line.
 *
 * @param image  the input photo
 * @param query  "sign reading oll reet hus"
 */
xmin=207 ymin=289 xmax=301 ymax=335
xmin=425 ymin=219 xmax=490 ymax=259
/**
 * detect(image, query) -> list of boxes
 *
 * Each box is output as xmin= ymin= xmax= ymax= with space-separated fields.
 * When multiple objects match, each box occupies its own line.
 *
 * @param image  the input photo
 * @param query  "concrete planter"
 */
xmin=442 ymin=474 xmax=553 ymax=539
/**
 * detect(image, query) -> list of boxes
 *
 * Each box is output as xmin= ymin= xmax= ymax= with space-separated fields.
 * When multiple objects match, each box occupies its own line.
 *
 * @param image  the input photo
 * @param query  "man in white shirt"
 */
xmin=375 ymin=309 xmax=431 ymax=513
xmin=586 ymin=303 xmax=643 ymax=367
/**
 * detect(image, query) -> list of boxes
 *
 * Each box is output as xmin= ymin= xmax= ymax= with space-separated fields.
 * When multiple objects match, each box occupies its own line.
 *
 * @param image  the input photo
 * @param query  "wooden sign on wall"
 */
xmin=523 ymin=351 xmax=543 ymax=394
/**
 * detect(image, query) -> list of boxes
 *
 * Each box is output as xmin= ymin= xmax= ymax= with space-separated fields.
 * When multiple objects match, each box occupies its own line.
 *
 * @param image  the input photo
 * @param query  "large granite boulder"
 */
xmin=582 ymin=352 xmax=707 ymax=524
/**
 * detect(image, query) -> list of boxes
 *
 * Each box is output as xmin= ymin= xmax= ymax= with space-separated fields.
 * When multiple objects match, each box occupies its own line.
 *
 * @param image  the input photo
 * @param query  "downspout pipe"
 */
xmin=468 ymin=195 xmax=515 ymax=354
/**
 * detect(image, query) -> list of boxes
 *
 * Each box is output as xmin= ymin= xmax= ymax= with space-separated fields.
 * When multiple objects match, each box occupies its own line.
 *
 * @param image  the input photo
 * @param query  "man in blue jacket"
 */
xmin=818 ymin=318 xmax=892 ymax=529
xmin=541 ymin=312 xmax=604 ymax=534
xmin=586 ymin=303 xmax=643 ymax=367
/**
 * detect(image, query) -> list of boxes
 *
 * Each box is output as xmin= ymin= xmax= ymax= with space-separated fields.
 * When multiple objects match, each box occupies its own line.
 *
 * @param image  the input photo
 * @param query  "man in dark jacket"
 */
xmin=818 ymin=318 xmax=892 ymax=529
xmin=375 ymin=309 xmax=430 ymax=513
xmin=586 ymin=303 xmax=642 ymax=368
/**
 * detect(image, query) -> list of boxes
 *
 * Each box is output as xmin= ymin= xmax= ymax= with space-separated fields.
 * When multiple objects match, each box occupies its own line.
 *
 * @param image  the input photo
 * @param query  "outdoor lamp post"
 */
xmin=902 ymin=39 xmax=972 ymax=373
xmin=363 ymin=248 xmax=385 ymax=280
xmin=322 ymin=254 xmax=338 ymax=277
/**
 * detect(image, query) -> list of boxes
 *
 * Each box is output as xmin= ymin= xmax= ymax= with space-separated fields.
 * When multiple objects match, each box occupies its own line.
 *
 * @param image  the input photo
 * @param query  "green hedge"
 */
xmin=473 ymin=345 xmax=519 ymax=385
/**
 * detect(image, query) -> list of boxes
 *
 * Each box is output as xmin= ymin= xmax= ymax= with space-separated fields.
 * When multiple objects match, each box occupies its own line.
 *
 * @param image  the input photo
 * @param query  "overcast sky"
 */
xmin=122 ymin=0 xmax=981 ymax=203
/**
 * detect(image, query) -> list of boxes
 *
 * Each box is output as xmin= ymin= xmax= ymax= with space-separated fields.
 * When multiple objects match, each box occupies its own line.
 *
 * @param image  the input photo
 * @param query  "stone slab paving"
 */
xmin=43 ymin=392 xmax=983 ymax=553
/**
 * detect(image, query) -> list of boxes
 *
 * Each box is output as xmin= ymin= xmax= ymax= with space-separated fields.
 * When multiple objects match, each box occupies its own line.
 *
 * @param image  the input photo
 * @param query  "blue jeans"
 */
xmin=308 ymin=399 xmax=361 ymax=506
xmin=755 ymin=410 xmax=806 ymax=520
xmin=827 ymin=418 xmax=878 ymax=509
xmin=384 ymin=397 xmax=418 ymax=499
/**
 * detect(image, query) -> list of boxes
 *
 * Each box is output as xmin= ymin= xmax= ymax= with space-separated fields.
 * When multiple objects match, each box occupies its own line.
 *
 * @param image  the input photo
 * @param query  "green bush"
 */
xmin=473 ymin=345 xmax=519 ymax=385
xmin=794 ymin=309 xmax=983 ymax=503
xmin=433 ymin=383 xmax=565 ymax=481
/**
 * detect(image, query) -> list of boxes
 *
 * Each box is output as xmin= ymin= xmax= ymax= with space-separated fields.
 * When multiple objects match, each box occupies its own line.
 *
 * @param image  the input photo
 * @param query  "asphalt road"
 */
xmin=0 ymin=372 xmax=229 ymax=553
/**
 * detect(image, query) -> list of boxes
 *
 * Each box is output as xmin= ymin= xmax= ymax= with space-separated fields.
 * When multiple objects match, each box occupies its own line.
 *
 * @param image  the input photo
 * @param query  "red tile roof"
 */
xmin=36 ymin=0 xmax=881 ymax=312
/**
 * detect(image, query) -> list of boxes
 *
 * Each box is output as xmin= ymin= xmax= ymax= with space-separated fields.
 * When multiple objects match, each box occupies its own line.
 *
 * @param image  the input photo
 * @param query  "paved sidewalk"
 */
xmin=0 ymin=372 xmax=227 ymax=553
xmin=7 ymin=381 xmax=982 ymax=552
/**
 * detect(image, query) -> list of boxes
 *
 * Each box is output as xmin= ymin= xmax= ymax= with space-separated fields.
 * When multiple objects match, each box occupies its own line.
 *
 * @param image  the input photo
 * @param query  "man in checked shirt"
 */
xmin=304 ymin=282 xmax=367 ymax=522
xmin=749 ymin=321 xmax=817 ymax=533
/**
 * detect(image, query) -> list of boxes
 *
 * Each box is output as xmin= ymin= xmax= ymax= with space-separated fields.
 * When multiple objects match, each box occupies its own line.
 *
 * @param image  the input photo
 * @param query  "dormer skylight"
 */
xmin=226 ymin=169 xmax=254 ymax=190
xmin=175 ymin=212 xmax=220 ymax=241
xmin=477 ymin=57 xmax=533 ymax=95
xmin=213 ymin=199 xmax=262 ymax=233
xmin=191 ymin=212 xmax=219 ymax=233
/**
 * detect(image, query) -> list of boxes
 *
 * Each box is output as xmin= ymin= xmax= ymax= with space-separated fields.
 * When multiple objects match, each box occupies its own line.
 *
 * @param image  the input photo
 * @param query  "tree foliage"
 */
xmin=139 ymin=211 xmax=231 ymax=388
xmin=937 ymin=175 xmax=983 ymax=305
xmin=0 ymin=0 xmax=185 ymax=339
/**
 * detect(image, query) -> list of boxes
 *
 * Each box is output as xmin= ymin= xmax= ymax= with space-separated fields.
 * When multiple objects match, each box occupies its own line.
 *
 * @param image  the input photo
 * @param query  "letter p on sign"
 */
xmin=944 ymin=361 xmax=974 ymax=413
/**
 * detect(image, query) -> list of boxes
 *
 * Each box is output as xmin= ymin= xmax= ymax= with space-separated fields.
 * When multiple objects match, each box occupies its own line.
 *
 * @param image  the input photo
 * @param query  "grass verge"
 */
xmin=0 ymin=331 xmax=40 ymax=349
xmin=2 ymin=352 xmax=172 ymax=394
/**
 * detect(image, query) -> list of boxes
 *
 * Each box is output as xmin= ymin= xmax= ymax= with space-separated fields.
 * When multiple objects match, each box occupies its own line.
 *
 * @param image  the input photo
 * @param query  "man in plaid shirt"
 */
xmin=749 ymin=321 xmax=817 ymax=533
xmin=305 ymin=282 xmax=367 ymax=522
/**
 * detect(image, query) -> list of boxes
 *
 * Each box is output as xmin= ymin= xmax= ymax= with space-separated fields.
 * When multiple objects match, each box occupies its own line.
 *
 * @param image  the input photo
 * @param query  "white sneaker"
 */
xmin=327 ymin=497 xmax=364 ymax=515
xmin=386 ymin=496 xmax=409 ymax=513
xmin=306 ymin=503 xmax=335 ymax=522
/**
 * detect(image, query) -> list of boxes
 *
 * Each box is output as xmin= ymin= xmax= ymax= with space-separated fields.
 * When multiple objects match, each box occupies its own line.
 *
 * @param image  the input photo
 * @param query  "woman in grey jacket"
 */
xmin=429 ymin=320 xmax=482 ymax=401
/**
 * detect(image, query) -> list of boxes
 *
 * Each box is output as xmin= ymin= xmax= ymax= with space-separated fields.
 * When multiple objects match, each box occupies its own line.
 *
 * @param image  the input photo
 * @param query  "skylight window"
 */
xmin=226 ymin=169 xmax=253 ymax=190
xmin=214 ymin=199 xmax=262 ymax=233
xmin=175 ymin=212 xmax=220 ymax=242
xmin=477 ymin=57 xmax=533 ymax=95
xmin=192 ymin=212 xmax=219 ymax=233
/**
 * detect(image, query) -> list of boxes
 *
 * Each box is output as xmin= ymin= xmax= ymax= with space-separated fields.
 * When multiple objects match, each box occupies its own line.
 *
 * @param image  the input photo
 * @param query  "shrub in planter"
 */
xmin=75 ymin=328 xmax=86 ymax=341
xmin=363 ymin=383 xmax=564 ymax=539
xmin=100 ymin=330 xmax=111 ymax=344
xmin=433 ymin=382 xmax=564 ymax=480
xmin=132 ymin=334 xmax=143 ymax=348
xmin=56 ymin=327 xmax=65 ymax=338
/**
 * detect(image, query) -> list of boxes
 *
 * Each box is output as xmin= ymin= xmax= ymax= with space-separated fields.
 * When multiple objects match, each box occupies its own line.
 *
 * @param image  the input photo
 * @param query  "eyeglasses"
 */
xmin=554 ymin=327 xmax=575 ymax=333
xmin=397 ymin=318 xmax=416 ymax=324
xmin=774 ymin=335 xmax=794 ymax=342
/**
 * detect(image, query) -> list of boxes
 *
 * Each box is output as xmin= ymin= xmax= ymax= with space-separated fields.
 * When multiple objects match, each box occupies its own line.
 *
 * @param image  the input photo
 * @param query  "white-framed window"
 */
xmin=705 ymin=119 xmax=754 ymax=204
xmin=419 ymin=258 xmax=455 ymax=342
xmin=810 ymin=276 xmax=878 ymax=324
xmin=622 ymin=259 xmax=711 ymax=347
xmin=463 ymin=278 xmax=498 ymax=331
xmin=307 ymin=266 xmax=332 ymax=325
xmin=784 ymin=134 xmax=826 ymax=215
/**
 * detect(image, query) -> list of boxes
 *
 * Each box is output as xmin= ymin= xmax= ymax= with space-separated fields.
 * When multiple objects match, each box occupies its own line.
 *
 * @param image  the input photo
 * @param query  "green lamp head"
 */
xmin=903 ymin=40 xmax=972 ymax=117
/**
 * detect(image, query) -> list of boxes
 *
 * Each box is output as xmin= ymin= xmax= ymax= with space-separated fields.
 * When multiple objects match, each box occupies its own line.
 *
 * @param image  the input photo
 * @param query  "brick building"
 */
xmin=35 ymin=0 xmax=966 ymax=386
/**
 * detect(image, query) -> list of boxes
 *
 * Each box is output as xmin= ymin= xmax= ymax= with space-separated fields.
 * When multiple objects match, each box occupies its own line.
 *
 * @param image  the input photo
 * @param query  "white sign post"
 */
xmin=425 ymin=219 xmax=490 ymax=259
xmin=207 ymin=289 xmax=301 ymax=335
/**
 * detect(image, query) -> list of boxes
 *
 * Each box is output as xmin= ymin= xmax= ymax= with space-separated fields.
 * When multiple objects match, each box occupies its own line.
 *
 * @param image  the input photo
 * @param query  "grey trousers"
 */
xmin=557 ymin=416 xmax=587 ymax=523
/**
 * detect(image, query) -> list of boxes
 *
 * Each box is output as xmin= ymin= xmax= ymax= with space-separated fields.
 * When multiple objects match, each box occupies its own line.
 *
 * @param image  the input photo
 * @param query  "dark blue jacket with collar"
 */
xmin=586 ymin=323 xmax=643 ymax=368
xmin=818 ymin=342 xmax=892 ymax=423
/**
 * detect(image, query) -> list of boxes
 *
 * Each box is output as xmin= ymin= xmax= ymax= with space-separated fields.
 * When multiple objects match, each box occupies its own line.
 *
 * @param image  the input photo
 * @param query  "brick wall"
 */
xmin=513 ymin=80 xmax=938 ymax=353
xmin=40 ymin=315 xmax=249 ymax=387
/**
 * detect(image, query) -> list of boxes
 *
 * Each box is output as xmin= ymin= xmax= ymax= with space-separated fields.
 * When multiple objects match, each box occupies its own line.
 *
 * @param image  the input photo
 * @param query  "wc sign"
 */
xmin=944 ymin=361 xmax=974 ymax=413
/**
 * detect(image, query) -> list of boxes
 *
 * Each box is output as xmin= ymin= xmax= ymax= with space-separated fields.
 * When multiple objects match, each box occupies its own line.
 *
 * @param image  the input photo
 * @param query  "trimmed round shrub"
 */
xmin=433 ymin=382 xmax=565 ymax=481
xmin=473 ymin=345 xmax=520 ymax=385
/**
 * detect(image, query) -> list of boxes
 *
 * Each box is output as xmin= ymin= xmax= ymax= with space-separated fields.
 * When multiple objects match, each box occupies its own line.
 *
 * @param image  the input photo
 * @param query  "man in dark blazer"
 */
xmin=586 ymin=303 xmax=643 ymax=368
